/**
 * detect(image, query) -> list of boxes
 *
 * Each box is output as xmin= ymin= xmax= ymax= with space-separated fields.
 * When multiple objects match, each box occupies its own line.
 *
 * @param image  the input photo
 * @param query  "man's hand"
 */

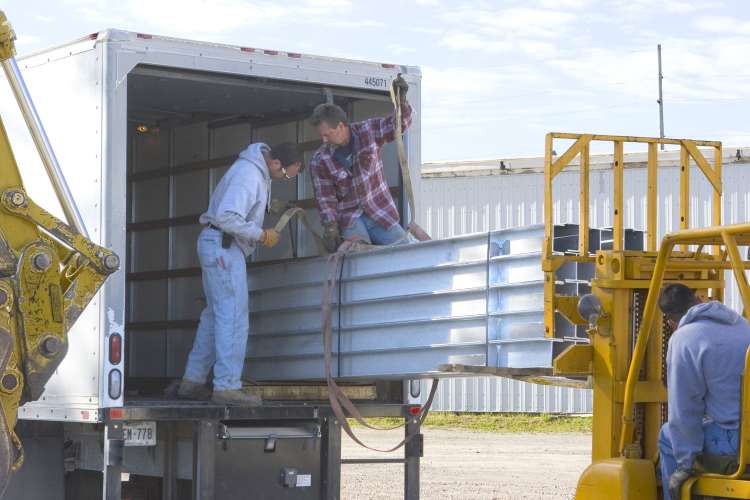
xmin=392 ymin=74 xmax=408 ymax=100
xmin=668 ymin=467 xmax=695 ymax=500
xmin=323 ymin=223 xmax=342 ymax=253
xmin=260 ymin=229 xmax=280 ymax=248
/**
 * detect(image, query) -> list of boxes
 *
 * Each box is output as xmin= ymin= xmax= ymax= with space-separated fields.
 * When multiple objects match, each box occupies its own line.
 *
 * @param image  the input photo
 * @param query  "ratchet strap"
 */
xmin=322 ymin=240 xmax=439 ymax=452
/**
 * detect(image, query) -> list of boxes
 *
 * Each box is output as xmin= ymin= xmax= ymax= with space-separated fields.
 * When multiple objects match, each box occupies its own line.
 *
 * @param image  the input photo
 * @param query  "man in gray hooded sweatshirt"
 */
xmin=658 ymin=283 xmax=750 ymax=500
xmin=177 ymin=142 xmax=303 ymax=406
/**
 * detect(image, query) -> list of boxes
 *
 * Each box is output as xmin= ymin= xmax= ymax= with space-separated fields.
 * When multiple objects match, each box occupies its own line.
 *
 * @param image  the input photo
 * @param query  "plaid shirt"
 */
xmin=310 ymin=102 xmax=413 ymax=231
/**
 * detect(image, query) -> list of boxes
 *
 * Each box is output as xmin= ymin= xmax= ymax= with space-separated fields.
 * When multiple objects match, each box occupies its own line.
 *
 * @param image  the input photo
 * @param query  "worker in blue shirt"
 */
xmin=657 ymin=283 xmax=750 ymax=500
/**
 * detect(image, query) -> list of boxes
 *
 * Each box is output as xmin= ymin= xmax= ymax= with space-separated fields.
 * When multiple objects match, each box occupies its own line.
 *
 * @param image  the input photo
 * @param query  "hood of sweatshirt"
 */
xmin=679 ymin=300 xmax=740 ymax=328
xmin=238 ymin=142 xmax=272 ymax=211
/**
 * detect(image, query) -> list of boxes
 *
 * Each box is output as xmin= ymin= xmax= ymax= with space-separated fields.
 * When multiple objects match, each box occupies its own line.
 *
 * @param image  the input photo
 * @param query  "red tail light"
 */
xmin=109 ymin=333 xmax=122 ymax=364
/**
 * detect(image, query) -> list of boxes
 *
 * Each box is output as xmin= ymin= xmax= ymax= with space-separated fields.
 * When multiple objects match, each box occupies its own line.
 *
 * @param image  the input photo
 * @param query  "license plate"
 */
xmin=123 ymin=421 xmax=157 ymax=447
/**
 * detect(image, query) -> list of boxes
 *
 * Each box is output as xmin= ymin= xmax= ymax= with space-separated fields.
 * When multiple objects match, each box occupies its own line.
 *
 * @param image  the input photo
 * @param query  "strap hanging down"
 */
xmin=321 ymin=241 xmax=439 ymax=452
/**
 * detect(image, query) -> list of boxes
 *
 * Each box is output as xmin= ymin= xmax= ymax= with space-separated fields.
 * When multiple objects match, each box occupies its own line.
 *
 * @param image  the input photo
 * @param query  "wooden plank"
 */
xmin=437 ymin=364 xmax=589 ymax=388
xmin=438 ymin=364 xmax=552 ymax=377
xmin=241 ymin=384 xmax=377 ymax=401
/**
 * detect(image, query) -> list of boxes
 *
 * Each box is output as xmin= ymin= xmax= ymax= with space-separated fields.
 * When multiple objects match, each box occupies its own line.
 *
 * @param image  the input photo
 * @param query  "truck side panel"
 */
xmin=0 ymin=43 xmax=105 ymax=422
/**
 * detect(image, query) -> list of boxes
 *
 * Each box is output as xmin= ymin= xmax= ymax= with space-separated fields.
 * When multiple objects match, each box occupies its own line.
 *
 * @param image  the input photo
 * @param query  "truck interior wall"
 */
xmin=124 ymin=66 xmax=399 ymax=392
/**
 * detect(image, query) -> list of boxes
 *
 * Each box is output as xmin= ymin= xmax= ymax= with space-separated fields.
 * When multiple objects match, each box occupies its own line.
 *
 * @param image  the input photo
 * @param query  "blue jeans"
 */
xmin=342 ymin=213 xmax=407 ymax=245
xmin=183 ymin=229 xmax=249 ymax=391
xmin=659 ymin=421 xmax=739 ymax=500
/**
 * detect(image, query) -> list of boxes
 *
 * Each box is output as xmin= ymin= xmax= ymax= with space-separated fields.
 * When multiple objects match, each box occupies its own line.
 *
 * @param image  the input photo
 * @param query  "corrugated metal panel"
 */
xmin=427 ymin=376 xmax=592 ymax=413
xmin=418 ymin=158 xmax=750 ymax=413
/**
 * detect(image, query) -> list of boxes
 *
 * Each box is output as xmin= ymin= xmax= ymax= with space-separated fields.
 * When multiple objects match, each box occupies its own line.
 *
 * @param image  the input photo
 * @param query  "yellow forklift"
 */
xmin=544 ymin=133 xmax=750 ymax=499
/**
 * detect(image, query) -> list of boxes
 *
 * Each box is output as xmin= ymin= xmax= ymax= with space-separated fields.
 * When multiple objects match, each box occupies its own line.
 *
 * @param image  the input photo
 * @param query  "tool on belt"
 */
xmin=207 ymin=223 xmax=233 ymax=249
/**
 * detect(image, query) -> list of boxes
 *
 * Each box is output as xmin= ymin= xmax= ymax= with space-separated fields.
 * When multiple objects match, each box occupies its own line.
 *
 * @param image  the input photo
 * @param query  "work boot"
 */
xmin=175 ymin=379 xmax=212 ymax=401
xmin=211 ymin=388 xmax=263 ymax=407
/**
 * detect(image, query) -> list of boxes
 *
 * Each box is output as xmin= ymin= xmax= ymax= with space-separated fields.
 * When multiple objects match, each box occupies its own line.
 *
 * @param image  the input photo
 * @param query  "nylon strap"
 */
xmin=388 ymin=84 xmax=416 ymax=223
xmin=272 ymin=206 xmax=329 ymax=256
xmin=389 ymin=81 xmax=431 ymax=242
xmin=322 ymin=241 xmax=439 ymax=452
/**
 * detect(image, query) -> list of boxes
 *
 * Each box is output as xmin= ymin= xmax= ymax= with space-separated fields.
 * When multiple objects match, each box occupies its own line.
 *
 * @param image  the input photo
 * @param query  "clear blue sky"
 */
xmin=3 ymin=0 xmax=749 ymax=161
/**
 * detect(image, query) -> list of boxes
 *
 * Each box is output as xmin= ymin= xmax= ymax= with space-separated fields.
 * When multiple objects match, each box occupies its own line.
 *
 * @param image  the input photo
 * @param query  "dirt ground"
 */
xmin=341 ymin=428 xmax=591 ymax=500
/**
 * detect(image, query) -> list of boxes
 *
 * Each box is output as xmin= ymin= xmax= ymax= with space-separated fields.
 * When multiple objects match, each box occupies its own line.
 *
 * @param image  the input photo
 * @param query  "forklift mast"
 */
xmin=543 ymin=133 xmax=750 ymax=499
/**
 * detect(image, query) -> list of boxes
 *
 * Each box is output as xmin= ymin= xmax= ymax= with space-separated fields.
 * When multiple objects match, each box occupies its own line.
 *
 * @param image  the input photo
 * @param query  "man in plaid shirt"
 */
xmin=309 ymin=76 xmax=411 ymax=252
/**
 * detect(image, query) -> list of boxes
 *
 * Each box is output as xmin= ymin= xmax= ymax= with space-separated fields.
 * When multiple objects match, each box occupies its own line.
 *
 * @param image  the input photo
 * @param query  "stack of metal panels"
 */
xmin=245 ymin=224 xmax=644 ymax=381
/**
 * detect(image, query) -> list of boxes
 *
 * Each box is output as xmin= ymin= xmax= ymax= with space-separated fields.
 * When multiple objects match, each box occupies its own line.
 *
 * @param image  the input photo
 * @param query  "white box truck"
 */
xmin=1 ymin=29 xmax=427 ymax=500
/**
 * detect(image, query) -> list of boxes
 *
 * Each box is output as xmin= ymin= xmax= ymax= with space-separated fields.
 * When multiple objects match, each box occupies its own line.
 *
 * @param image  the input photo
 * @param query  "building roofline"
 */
xmin=422 ymin=146 xmax=750 ymax=178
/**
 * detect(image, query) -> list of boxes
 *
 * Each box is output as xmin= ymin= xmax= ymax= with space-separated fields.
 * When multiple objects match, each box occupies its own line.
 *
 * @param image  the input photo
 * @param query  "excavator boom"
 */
xmin=0 ymin=12 xmax=118 ymax=496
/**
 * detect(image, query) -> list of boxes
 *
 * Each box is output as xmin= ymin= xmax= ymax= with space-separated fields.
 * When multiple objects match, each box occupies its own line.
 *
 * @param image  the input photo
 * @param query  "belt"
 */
xmin=206 ymin=223 xmax=233 ymax=249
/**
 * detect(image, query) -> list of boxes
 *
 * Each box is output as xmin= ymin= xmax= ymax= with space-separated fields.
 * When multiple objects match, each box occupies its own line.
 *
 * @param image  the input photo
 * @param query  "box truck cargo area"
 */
xmin=0 ymin=31 xmax=421 ymax=421
xmin=125 ymin=65 xmax=404 ymax=395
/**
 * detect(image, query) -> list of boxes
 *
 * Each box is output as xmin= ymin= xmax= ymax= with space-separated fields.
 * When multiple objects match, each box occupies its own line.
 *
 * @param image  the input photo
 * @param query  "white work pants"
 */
xmin=183 ymin=229 xmax=249 ymax=391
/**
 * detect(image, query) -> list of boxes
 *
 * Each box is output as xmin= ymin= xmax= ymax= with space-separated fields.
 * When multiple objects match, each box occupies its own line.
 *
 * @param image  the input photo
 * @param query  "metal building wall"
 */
xmin=418 ymin=155 xmax=750 ymax=413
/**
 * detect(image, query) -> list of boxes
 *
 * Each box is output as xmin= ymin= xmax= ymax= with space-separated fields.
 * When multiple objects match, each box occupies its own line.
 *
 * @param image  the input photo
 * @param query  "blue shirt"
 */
xmin=332 ymin=141 xmax=354 ymax=171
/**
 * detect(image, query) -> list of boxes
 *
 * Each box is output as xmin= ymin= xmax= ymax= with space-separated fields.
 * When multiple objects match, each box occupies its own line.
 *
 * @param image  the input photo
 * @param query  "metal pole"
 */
xmin=102 ymin=422 xmax=124 ymax=500
xmin=162 ymin=422 xmax=178 ymax=500
xmin=193 ymin=420 xmax=217 ymax=500
xmin=404 ymin=417 xmax=423 ymax=500
xmin=321 ymin=417 xmax=342 ymax=500
xmin=0 ymin=57 xmax=88 ymax=236
xmin=657 ymin=44 xmax=665 ymax=151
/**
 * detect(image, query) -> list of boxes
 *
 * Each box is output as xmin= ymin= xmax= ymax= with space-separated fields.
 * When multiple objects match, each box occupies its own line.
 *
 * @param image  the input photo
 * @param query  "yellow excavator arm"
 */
xmin=0 ymin=12 xmax=118 ymax=496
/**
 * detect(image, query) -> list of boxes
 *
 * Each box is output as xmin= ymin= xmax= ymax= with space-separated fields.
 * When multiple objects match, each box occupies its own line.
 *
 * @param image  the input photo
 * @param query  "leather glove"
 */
xmin=323 ymin=223 xmax=342 ymax=253
xmin=392 ymin=74 xmax=408 ymax=99
xmin=260 ymin=229 xmax=280 ymax=248
xmin=668 ymin=467 xmax=695 ymax=500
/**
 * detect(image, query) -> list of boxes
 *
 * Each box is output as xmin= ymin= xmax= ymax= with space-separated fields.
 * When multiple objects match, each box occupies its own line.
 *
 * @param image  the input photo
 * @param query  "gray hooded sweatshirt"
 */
xmin=666 ymin=300 xmax=750 ymax=468
xmin=198 ymin=143 xmax=272 ymax=257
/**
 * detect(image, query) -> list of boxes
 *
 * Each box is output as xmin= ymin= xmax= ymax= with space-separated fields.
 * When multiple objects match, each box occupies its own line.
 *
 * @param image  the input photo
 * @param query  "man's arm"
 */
xmin=360 ymin=100 xmax=413 ymax=148
xmin=666 ymin=332 xmax=707 ymax=469
xmin=310 ymin=156 xmax=339 ymax=227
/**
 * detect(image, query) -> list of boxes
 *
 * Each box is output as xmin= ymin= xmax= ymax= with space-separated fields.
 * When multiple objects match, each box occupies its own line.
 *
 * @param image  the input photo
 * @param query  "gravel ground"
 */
xmin=341 ymin=428 xmax=591 ymax=500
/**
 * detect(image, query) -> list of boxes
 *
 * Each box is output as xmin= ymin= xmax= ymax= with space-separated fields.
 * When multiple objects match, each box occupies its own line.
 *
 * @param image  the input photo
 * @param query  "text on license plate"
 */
xmin=124 ymin=421 xmax=157 ymax=446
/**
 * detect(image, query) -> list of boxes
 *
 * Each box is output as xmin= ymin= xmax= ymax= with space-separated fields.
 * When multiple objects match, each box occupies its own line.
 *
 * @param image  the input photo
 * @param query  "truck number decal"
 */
xmin=364 ymin=76 xmax=388 ymax=89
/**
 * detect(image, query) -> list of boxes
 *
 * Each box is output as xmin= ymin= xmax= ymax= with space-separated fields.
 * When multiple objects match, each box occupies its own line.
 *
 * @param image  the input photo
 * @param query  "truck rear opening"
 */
xmin=125 ymin=65 xmax=402 ymax=396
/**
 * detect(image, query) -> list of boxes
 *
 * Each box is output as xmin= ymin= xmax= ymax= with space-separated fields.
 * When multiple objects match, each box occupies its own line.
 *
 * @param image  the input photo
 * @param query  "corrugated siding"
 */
xmin=418 ymin=160 xmax=750 ymax=413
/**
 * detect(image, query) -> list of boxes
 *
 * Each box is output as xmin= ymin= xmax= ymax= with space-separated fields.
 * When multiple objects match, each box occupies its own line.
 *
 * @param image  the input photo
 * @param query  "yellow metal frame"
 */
xmin=547 ymin=134 xmax=749 ymax=500
xmin=543 ymin=132 xmax=722 ymax=338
